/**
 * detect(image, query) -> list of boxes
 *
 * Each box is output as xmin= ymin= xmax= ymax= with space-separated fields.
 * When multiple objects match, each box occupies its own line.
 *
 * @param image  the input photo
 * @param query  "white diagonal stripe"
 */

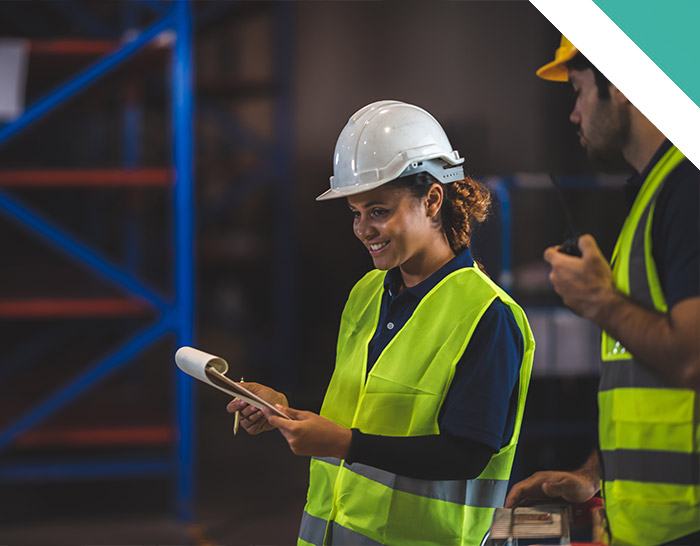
xmin=529 ymin=0 xmax=700 ymax=169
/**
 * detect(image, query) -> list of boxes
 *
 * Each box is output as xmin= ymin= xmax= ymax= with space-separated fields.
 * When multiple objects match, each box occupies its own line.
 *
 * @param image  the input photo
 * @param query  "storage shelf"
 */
xmin=29 ymin=39 xmax=119 ymax=56
xmin=28 ymin=38 xmax=170 ymax=57
xmin=0 ymin=168 xmax=171 ymax=187
xmin=15 ymin=425 xmax=173 ymax=448
xmin=0 ymin=298 xmax=152 ymax=318
xmin=0 ymin=458 xmax=175 ymax=483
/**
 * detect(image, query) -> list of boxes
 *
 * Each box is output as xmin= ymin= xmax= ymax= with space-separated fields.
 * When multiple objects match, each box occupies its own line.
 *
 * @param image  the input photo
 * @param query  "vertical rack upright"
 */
xmin=0 ymin=0 xmax=195 ymax=520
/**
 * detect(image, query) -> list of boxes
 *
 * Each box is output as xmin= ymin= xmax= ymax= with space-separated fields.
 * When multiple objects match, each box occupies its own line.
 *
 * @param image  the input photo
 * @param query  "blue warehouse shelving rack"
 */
xmin=0 ymin=1 xmax=195 ymax=519
xmin=0 ymin=0 xmax=298 ymax=522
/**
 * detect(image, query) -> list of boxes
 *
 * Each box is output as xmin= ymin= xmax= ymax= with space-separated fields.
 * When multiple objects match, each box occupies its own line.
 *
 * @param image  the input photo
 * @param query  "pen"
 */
xmin=233 ymin=377 xmax=244 ymax=435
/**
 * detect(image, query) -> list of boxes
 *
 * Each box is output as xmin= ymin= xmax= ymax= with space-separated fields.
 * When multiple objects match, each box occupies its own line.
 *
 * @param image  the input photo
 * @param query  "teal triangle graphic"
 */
xmin=591 ymin=0 xmax=700 ymax=108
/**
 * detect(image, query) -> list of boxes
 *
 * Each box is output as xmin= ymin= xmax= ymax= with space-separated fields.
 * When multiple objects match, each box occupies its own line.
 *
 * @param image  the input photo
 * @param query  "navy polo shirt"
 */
xmin=366 ymin=249 xmax=524 ymax=450
xmin=625 ymin=140 xmax=700 ymax=309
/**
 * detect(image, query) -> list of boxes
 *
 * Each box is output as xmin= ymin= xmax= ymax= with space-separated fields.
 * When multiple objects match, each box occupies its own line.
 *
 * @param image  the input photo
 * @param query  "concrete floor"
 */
xmin=0 ymin=502 xmax=307 ymax=546
xmin=0 ymin=389 xmax=311 ymax=546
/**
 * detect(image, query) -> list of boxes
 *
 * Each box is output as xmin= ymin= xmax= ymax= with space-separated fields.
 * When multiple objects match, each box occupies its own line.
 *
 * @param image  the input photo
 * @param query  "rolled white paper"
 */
xmin=175 ymin=346 xmax=228 ymax=383
xmin=174 ymin=346 xmax=292 ymax=419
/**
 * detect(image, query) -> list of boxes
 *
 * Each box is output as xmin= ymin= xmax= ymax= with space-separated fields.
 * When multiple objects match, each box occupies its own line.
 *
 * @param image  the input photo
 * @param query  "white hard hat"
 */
xmin=316 ymin=100 xmax=465 ymax=201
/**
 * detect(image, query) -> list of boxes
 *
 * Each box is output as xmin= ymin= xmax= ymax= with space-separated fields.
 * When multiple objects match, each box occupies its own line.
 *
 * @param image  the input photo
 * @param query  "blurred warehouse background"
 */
xmin=0 ymin=1 xmax=630 ymax=544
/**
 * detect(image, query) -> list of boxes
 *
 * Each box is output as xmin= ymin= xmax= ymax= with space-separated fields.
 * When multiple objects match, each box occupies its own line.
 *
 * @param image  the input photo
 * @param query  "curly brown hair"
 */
xmin=386 ymin=171 xmax=491 ymax=254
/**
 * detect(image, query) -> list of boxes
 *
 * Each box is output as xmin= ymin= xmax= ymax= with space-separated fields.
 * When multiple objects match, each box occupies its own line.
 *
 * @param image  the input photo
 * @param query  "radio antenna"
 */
xmin=549 ymin=173 xmax=581 ymax=257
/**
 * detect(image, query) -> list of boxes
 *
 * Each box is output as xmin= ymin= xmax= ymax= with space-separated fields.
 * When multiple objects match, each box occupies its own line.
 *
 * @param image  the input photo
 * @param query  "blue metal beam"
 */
xmin=0 ymin=10 xmax=174 ymax=147
xmin=0 ymin=317 xmax=173 ymax=452
xmin=0 ymin=190 xmax=167 ymax=310
xmin=0 ymin=459 xmax=175 ymax=482
xmin=172 ymin=0 xmax=195 ymax=522
xmin=0 ymin=0 xmax=196 ymax=518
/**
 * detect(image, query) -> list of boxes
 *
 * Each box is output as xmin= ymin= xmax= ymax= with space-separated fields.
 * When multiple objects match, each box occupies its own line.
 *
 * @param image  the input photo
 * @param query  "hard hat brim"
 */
xmin=536 ymin=36 xmax=579 ymax=82
xmin=536 ymin=60 xmax=572 ymax=82
xmin=316 ymin=179 xmax=389 ymax=201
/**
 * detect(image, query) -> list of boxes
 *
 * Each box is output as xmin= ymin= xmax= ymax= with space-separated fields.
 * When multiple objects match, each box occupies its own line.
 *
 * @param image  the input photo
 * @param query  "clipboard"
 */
xmin=175 ymin=346 xmax=292 ymax=420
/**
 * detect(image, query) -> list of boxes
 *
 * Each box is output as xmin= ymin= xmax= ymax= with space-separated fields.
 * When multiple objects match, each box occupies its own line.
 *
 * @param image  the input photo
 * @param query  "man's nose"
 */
xmin=569 ymin=103 xmax=580 ymax=124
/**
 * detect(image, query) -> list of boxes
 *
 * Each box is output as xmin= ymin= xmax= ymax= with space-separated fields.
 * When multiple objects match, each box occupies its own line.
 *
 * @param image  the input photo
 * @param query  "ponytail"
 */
xmin=387 ymin=172 xmax=491 ymax=254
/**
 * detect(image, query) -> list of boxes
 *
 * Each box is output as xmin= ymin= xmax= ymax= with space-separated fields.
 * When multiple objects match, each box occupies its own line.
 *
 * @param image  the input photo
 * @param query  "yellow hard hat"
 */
xmin=536 ymin=35 xmax=579 ymax=81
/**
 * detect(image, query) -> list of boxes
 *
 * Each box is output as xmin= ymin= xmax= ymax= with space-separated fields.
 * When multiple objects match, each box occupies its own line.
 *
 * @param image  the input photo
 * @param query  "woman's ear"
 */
xmin=425 ymin=183 xmax=444 ymax=219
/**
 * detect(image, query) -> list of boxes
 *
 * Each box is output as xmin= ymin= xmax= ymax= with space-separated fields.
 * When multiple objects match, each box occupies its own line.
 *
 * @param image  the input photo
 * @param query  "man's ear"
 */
xmin=610 ymin=84 xmax=629 ymax=105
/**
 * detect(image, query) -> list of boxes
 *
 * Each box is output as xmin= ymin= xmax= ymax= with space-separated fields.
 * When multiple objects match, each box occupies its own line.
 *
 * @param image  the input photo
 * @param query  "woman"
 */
xmin=227 ymin=100 xmax=535 ymax=546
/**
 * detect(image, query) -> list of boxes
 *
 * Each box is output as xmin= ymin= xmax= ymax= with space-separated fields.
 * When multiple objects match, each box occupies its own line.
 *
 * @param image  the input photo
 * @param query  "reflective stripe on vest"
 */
xmin=299 ymin=512 xmax=383 ymax=546
xmin=313 ymin=457 xmax=509 ymax=508
xmin=599 ymin=145 xmax=700 ymax=546
xmin=602 ymin=449 xmax=699 ymax=485
xmin=299 ymin=265 xmax=535 ymax=546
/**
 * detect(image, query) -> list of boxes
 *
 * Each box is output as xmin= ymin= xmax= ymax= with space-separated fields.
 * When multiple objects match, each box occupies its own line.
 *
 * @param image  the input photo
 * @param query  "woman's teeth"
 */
xmin=369 ymin=242 xmax=388 ymax=251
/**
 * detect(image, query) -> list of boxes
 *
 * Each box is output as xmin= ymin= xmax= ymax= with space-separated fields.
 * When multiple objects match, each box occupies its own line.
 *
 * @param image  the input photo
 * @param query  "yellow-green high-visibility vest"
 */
xmin=599 ymin=145 xmax=700 ymax=546
xmin=298 ymin=264 xmax=535 ymax=546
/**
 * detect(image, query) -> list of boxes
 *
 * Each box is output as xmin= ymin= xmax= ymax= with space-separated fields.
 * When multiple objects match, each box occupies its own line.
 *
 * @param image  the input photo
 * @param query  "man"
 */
xmin=504 ymin=36 xmax=700 ymax=546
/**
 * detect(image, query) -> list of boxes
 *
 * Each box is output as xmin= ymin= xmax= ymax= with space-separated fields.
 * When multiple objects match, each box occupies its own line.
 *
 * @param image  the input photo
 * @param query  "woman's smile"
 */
xmin=368 ymin=241 xmax=390 ymax=255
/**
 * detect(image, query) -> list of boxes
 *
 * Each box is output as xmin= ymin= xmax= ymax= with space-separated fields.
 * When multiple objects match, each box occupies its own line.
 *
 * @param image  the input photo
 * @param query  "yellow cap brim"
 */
xmin=536 ymin=60 xmax=571 ymax=82
xmin=536 ymin=41 xmax=579 ymax=82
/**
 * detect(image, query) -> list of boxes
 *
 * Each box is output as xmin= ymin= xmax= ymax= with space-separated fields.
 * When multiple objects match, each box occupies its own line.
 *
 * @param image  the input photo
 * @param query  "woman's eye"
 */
xmin=370 ymin=208 xmax=388 ymax=218
xmin=350 ymin=210 xmax=360 ymax=219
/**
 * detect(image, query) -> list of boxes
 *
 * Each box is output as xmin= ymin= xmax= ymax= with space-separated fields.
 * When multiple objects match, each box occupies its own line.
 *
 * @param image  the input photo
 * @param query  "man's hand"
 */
xmin=226 ymin=382 xmax=288 ymax=435
xmin=505 ymin=452 xmax=601 ymax=508
xmin=263 ymin=406 xmax=352 ymax=459
xmin=504 ymin=470 xmax=599 ymax=508
xmin=544 ymin=234 xmax=617 ymax=321
xmin=545 ymin=234 xmax=700 ymax=390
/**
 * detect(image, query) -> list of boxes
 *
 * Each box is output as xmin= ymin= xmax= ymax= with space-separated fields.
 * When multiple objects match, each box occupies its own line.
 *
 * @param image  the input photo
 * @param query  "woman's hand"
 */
xmin=262 ymin=406 xmax=352 ymax=459
xmin=226 ymin=382 xmax=288 ymax=435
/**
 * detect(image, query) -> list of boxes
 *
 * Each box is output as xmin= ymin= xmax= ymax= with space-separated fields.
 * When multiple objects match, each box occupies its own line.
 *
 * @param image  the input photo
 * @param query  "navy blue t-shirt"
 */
xmin=625 ymin=140 xmax=700 ymax=307
xmin=366 ymin=248 xmax=524 ymax=451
